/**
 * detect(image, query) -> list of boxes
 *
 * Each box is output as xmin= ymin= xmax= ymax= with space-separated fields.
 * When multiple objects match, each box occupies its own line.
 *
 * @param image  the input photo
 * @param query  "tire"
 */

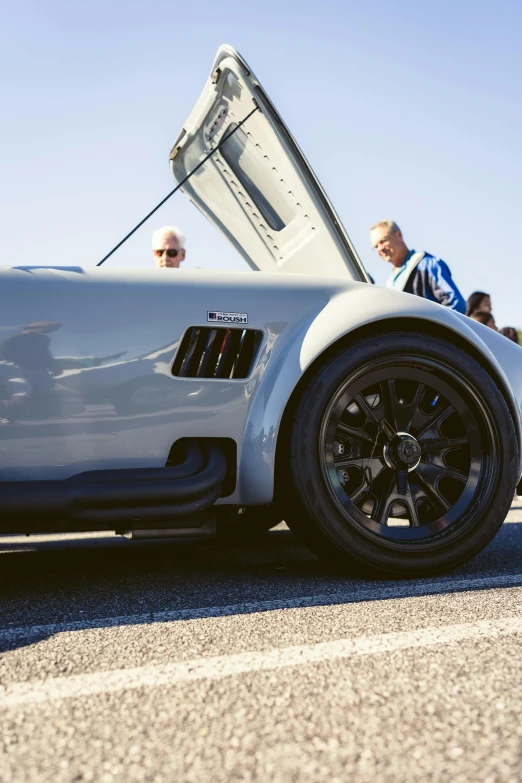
xmin=279 ymin=332 xmax=519 ymax=577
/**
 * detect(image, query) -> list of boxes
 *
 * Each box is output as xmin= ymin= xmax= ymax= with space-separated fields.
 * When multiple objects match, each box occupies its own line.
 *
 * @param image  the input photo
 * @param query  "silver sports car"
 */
xmin=1 ymin=46 xmax=521 ymax=576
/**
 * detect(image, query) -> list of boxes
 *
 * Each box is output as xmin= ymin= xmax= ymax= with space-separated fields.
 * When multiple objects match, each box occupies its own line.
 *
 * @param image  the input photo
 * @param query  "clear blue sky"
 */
xmin=1 ymin=0 xmax=521 ymax=327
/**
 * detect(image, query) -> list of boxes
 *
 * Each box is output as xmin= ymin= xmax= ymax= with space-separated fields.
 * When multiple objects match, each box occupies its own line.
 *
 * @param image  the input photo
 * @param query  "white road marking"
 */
xmin=2 ymin=616 xmax=522 ymax=710
xmin=2 ymin=572 xmax=522 ymax=643
xmin=0 ymin=573 xmax=522 ymax=642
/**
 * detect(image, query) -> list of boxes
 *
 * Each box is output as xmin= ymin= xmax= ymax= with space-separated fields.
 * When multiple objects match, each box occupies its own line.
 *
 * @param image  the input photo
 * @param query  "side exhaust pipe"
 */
xmin=0 ymin=441 xmax=227 ymax=532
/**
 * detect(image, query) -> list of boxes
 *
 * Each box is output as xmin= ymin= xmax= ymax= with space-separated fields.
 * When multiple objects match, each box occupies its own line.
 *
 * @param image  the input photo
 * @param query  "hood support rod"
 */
xmin=97 ymin=104 xmax=260 ymax=266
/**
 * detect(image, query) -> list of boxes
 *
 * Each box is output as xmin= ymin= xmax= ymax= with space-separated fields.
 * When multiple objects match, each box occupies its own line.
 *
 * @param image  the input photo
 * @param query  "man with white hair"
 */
xmin=370 ymin=220 xmax=465 ymax=313
xmin=152 ymin=225 xmax=186 ymax=268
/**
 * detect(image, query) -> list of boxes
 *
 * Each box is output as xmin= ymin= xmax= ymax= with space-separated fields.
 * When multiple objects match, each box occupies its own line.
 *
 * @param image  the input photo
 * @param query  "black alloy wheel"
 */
xmin=322 ymin=360 xmax=485 ymax=544
xmin=281 ymin=332 xmax=519 ymax=576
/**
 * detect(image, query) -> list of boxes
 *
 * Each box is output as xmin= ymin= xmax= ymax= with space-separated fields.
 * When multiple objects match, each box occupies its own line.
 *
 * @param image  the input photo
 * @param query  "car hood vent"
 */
xmin=172 ymin=327 xmax=262 ymax=379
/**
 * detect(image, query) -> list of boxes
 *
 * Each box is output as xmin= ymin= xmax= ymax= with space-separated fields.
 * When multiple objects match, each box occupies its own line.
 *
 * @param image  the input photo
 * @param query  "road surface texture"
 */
xmin=1 ymin=500 xmax=522 ymax=783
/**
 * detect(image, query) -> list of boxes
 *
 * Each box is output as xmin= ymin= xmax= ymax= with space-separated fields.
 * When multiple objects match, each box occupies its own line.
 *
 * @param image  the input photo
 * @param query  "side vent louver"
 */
xmin=172 ymin=327 xmax=262 ymax=380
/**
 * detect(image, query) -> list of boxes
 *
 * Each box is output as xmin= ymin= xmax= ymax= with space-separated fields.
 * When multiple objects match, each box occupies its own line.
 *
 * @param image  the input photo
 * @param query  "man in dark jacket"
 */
xmin=370 ymin=220 xmax=466 ymax=313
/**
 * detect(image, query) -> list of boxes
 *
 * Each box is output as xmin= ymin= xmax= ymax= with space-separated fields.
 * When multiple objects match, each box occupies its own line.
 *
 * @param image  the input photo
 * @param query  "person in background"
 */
xmin=470 ymin=311 xmax=497 ymax=331
xmin=466 ymin=291 xmax=492 ymax=317
xmin=152 ymin=226 xmax=186 ymax=268
xmin=370 ymin=220 xmax=466 ymax=312
xmin=500 ymin=327 xmax=519 ymax=344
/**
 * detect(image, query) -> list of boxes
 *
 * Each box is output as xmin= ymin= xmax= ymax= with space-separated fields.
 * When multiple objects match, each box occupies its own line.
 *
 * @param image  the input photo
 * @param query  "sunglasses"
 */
xmin=154 ymin=248 xmax=180 ymax=258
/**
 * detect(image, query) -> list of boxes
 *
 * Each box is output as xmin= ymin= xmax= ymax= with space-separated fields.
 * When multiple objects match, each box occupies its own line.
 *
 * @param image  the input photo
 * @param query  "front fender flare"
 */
xmin=238 ymin=285 xmax=522 ymax=505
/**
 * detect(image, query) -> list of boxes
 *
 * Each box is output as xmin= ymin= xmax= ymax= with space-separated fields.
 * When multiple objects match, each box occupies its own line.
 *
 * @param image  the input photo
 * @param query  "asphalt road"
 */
xmin=1 ymin=501 xmax=522 ymax=783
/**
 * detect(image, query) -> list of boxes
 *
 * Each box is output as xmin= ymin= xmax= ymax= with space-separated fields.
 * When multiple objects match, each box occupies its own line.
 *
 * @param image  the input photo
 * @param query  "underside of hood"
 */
xmin=170 ymin=45 xmax=369 ymax=281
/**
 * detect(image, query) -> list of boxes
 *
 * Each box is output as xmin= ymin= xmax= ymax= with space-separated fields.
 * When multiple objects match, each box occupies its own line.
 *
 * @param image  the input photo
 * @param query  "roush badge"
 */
xmin=207 ymin=311 xmax=248 ymax=324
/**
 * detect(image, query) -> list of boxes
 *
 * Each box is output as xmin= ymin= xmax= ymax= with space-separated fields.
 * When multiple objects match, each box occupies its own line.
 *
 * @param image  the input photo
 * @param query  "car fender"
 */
xmin=239 ymin=284 xmax=522 ymax=504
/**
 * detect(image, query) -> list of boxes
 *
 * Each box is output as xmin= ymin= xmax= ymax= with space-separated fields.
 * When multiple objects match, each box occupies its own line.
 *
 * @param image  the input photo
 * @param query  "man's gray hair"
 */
xmin=370 ymin=220 xmax=401 ymax=234
xmin=152 ymin=225 xmax=186 ymax=248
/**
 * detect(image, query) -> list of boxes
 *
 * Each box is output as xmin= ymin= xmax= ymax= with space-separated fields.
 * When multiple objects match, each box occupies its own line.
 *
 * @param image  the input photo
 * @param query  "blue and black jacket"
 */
xmin=386 ymin=251 xmax=466 ymax=313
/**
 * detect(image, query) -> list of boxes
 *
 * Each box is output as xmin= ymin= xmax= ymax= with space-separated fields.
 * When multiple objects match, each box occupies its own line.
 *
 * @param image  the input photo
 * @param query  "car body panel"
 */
xmin=1 ymin=266 xmax=521 ymax=506
xmin=0 ymin=266 xmax=331 ymax=494
xmin=170 ymin=45 xmax=370 ymax=282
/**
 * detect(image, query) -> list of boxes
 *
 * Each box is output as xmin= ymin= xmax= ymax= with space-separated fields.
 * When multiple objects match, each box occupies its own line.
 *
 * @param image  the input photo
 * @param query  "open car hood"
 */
xmin=170 ymin=45 xmax=369 ymax=280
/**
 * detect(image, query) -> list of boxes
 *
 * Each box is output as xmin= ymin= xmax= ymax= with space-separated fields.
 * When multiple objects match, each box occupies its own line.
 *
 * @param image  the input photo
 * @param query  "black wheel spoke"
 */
xmin=409 ymin=480 xmax=440 ymax=521
xmin=416 ymin=460 xmax=467 ymax=486
xmin=372 ymin=471 xmax=396 ymax=525
xmin=421 ymin=436 xmax=468 ymax=454
xmin=396 ymin=382 xmax=426 ymax=433
xmin=396 ymin=467 xmax=409 ymax=495
xmin=336 ymin=458 xmax=387 ymax=504
xmin=375 ymin=472 xmax=420 ymax=528
xmin=350 ymin=481 xmax=370 ymax=505
xmin=334 ymin=456 xmax=385 ymax=474
xmin=414 ymin=471 xmax=451 ymax=515
xmin=355 ymin=394 xmax=396 ymax=440
xmin=415 ymin=404 xmax=455 ymax=441
xmin=404 ymin=488 xmax=420 ymax=527
xmin=336 ymin=422 xmax=374 ymax=445
xmin=382 ymin=380 xmax=398 ymax=432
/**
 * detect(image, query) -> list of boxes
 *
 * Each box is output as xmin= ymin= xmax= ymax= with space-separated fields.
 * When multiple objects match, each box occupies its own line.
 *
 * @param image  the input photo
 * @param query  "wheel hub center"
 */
xmin=383 ymin=432 xmax=421 ymax=472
